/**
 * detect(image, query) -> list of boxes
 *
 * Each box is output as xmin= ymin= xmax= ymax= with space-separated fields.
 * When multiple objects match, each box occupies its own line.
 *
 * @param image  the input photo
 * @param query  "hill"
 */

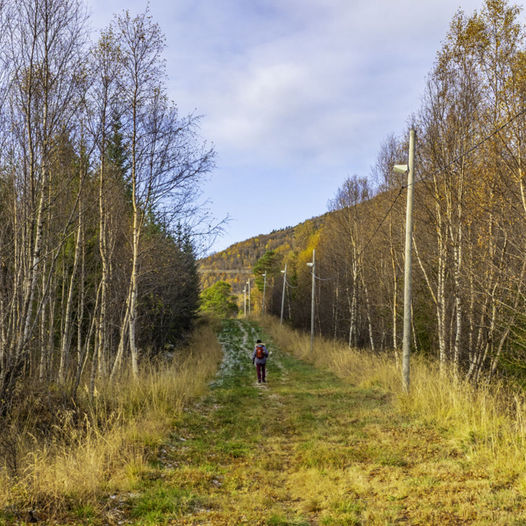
xmin=199 ymin=213 xmax=327 ymax=295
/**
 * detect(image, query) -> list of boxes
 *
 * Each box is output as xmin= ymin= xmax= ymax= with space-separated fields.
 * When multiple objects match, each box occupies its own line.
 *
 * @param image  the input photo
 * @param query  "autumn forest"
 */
xmin=202 ymin=0 xmax=526 ymax=384
xmin=0 ymin=0 xmax=214 ymax=418
xmin=0 ymin=0 xmax=525 ymax=521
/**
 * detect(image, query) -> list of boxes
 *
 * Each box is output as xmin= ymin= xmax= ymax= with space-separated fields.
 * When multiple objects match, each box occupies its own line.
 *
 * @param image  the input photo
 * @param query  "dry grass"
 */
xmin=261 ymin=315 xmax=526 ymax=492
xmin=64 ymin=317 xmax=526 ymax=524
xmin=0 ymin=321 xmax=222 ymax=518
xmin=7 ymin=316 xmax=526 ymax=523
xmin=147 ymin=318 xmax=526 ymax=524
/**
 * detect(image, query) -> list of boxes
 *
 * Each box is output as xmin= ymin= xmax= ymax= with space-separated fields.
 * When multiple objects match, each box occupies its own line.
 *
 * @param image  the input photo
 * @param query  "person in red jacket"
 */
xmin=251 ymin=339 xmax=268 ymax=383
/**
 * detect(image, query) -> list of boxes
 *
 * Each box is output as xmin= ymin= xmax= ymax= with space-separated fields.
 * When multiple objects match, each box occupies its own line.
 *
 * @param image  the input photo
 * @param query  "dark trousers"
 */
xmin=256 ymin=363 xmax=266 ymax=383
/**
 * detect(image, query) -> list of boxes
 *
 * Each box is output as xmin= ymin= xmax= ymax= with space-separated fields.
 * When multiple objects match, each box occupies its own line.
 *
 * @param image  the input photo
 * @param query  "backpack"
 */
xmin=256 ymin=344 xmax=265 ymax=359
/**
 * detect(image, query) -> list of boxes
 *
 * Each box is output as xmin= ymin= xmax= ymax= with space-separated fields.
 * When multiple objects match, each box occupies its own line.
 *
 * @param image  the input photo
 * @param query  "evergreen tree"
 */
xmin=200 ymin=281 xmax=238 ymax=318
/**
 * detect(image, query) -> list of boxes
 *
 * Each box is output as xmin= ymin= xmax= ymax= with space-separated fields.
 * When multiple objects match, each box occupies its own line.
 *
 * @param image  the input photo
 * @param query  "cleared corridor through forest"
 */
xmin=121 ymin=320 xmax=525 ymax=525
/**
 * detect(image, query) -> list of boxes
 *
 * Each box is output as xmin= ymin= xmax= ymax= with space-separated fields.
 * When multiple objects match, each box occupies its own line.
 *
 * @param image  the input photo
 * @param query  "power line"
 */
xmin=357 ymin=185 xmax=405 ymax=259
xmin=415 ymin=106 xmax=526 ymax=187
xmin=357 ymin=106 xmax=525 ymax=258
xmin=203 ymin=108 xmax=524 ymax=288
xmin=284 ymin=278 xmax=298 ymax=289
xmin=313 ymin=272 xmax=334 ymax=281
xmin=198 ymin=268 xmax=252 ymax=274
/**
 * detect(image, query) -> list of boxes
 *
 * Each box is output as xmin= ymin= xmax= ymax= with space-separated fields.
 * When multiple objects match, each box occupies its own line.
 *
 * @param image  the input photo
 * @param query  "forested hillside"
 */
xmin=203 ymin=0 xmax=526 ymax=384
xmin=199 ymin=214 xmax=327 ymax=294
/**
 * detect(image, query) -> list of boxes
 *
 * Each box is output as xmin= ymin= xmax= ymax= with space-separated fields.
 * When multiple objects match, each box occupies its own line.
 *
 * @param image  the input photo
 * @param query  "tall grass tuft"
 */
xmin=261 ymin=316 xmax=526 ymax=483
xmin=0 ymin=321 xmax=222 ymax=515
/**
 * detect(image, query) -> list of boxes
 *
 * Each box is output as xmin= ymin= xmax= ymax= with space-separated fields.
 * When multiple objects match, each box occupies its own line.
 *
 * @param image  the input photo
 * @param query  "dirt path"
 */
xmin=117 ymin=320 xmax=526 ymax=525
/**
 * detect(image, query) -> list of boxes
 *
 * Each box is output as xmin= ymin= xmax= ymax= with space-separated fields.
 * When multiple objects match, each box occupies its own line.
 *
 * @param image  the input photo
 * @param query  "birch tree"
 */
xmin=0 ymin=0 xmax=87 ymax=402
xmin=110 ymin=9 xmax=214 ymax=378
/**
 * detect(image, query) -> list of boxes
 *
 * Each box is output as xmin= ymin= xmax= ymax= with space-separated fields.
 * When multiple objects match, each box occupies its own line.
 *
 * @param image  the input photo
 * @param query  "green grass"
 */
xmin=73 ymin=504 xmax=97 ymax=520
xmin=109 ymin=318 xmax=396 ymax=524
xmin=0 ymin=322 xmax=223 ymax=525
xmin=35 ymin=317 xmax=526 ymax=524
xmin=101 ymin=318 xmax=526 ymax=524
xmin=129 ymin=483 xmax=202 ymax=524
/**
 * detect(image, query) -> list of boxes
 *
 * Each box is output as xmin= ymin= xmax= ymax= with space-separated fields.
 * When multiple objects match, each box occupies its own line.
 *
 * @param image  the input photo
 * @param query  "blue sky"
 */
xmin=86 ymin=0 xmax=490 ymax=253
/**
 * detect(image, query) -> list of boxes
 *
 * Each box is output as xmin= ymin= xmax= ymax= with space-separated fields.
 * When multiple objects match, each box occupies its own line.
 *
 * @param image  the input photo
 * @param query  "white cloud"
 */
xmin=163 ymin=0 xmax=484 ymax=166
xmin=86 ymin=0 xmax=493 ymax=251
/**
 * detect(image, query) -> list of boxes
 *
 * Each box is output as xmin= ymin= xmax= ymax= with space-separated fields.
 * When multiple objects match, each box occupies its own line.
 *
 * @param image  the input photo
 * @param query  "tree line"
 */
xmin=0 ymin=0 xmax=214 ymax=410
xmin=255 ymin=0 xmax=525 ymax=383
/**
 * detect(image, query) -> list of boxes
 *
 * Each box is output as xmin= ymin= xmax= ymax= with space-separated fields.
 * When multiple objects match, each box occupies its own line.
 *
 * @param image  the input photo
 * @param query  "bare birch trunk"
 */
xmin=58 ymin=205 xmax=82 ymax=383
xmin=361 ymin=273 xmax=375 ymax=351
xmin=389 ymin=219 xmax=399 ymax=352
xmin=348 ymin=260 xmax=358 ymax=348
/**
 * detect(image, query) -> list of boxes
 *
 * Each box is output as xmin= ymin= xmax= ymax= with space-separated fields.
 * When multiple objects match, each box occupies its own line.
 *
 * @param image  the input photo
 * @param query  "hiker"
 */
xmin=252 ymin=339 xmax=268 ymax=383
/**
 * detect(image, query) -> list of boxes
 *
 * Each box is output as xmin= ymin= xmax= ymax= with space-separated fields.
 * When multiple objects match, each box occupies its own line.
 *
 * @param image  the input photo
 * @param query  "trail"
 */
xmin=120 ymin=320 xmax=525 ymax=525
xmin=125 ymin=319 xmax=385 ymax=525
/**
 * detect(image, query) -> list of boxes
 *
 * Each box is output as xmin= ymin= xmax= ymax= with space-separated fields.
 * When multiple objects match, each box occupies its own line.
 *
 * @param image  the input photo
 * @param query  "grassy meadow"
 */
xmin=261 ymin=316 xmax=526 ymax=523
xmin=83 ymin=317 xmax=526 ymax=525
xmin=0 ymin=321 xmax=222 ymax=525
xmin=4 ymin=317 xmax=526 ymax=524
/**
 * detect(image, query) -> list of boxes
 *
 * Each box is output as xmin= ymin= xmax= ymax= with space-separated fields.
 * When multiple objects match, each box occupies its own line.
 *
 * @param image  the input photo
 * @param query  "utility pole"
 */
xmin=280 ymin=263 xmax=287 ymax=325
xmin=403 ymin=129 xmax=415 ymax=392
xmin=243 ymin=285 xmax=247 ymax=318
xmin=262 ymin=272 xmax=267 ymax=313
xmin=395 ymin=128 xmax=416 ymax=392
xmin=307 ymin=250 xmax=315 ymax=353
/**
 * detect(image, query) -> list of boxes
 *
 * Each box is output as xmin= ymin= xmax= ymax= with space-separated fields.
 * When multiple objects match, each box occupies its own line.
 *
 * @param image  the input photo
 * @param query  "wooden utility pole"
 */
xmin=262 ymin=272 xmax=267 ymax=313
xmin=401 ymin=129 xmax=415 ymax=391
xmin=280 ymin=264 xmax=287 ymax=325
xmin=307 ymin=250 xmax=315 ymax=353
xmin=243 ymin=286 xmax=247 ymax=317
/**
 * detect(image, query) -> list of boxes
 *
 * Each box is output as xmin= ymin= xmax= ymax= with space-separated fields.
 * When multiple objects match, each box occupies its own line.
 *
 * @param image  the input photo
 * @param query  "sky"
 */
xmin=85 ymin=0 xmax=494 ymax=254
